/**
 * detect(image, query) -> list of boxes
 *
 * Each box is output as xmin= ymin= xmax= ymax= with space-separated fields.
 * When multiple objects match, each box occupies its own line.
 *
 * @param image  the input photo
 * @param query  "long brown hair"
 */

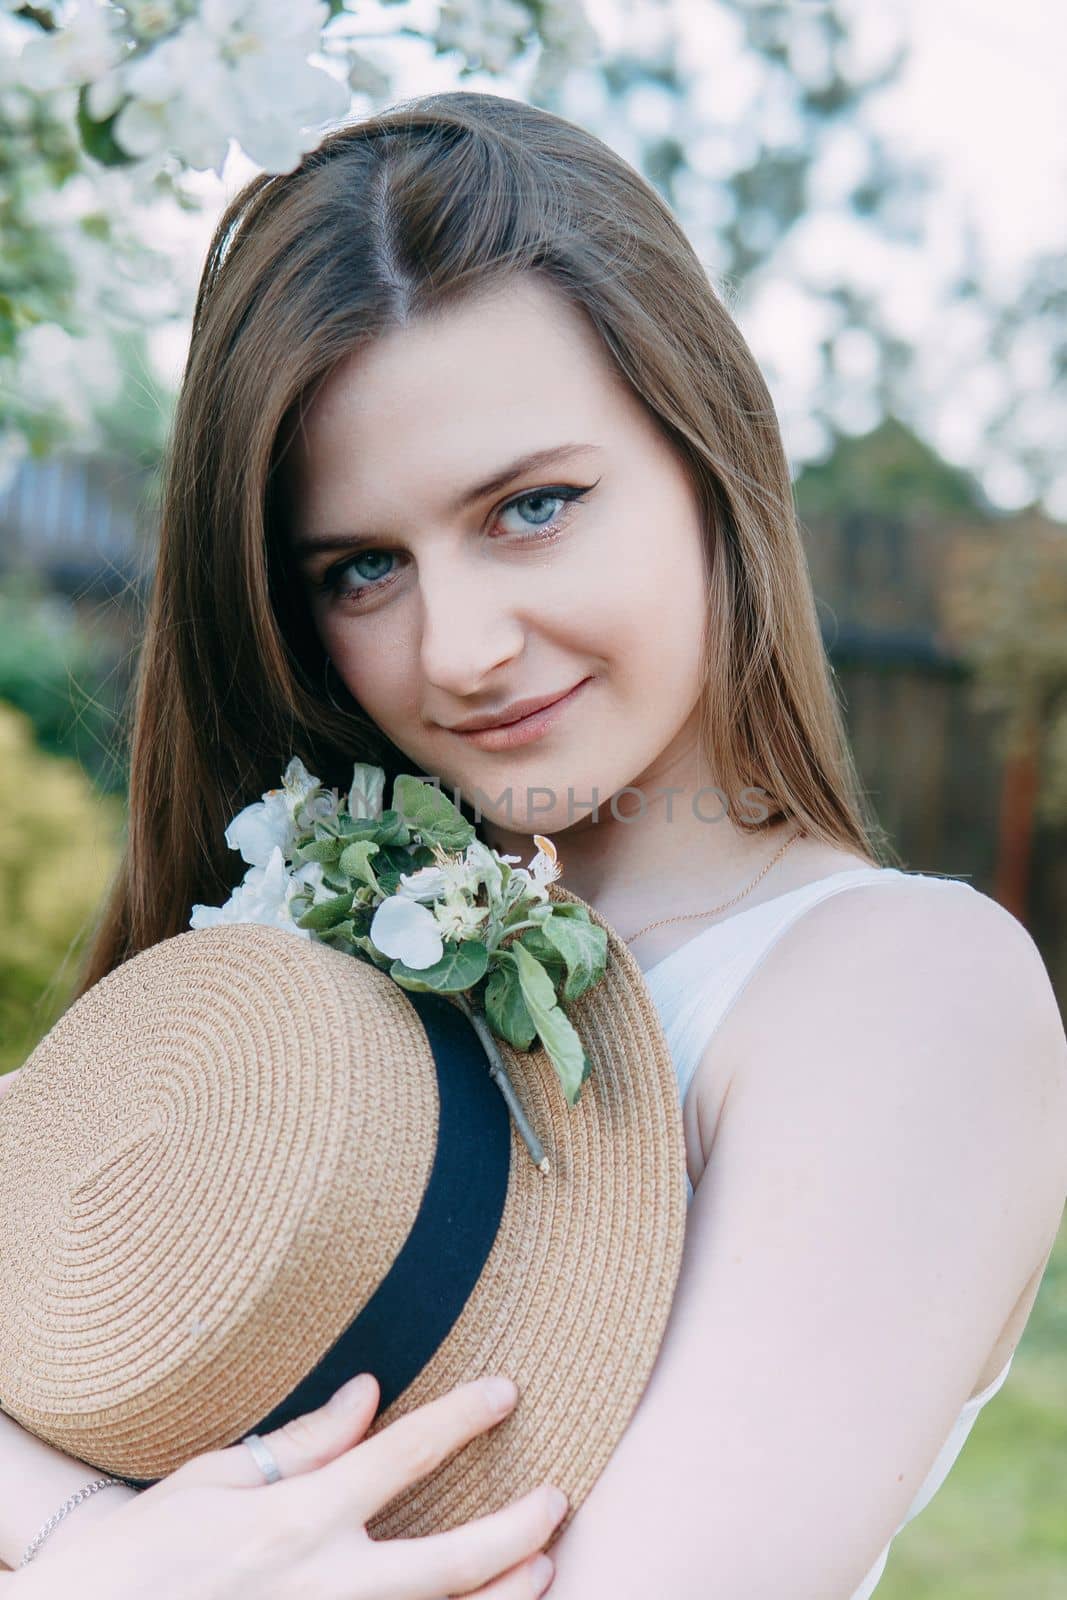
xmin=75 ymin=88 xmax=897 ymax=998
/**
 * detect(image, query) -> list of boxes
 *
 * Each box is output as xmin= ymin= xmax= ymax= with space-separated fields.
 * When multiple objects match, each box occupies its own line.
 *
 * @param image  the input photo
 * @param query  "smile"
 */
xmin=451 ymin=678 xmax=592 ymax=751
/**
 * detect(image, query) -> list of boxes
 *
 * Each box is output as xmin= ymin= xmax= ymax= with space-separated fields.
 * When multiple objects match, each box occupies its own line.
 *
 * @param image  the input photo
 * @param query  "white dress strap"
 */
xmin=848 ymin=1350 xmax=1015 ymax=1598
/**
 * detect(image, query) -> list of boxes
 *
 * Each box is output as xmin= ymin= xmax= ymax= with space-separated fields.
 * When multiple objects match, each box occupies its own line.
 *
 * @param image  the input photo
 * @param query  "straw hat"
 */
xmin=0 ymin=881 xmax=686 ymax=1545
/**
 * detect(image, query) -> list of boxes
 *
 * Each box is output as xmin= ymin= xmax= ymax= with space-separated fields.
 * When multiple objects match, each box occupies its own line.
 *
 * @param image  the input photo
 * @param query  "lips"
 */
xmin=448 ymin=678 xmax=592 ymax=751
xmin=447 ymin=682 xmax=586 ymax=734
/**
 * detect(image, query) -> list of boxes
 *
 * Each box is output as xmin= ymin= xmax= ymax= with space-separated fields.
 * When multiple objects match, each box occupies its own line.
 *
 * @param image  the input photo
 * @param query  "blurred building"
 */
xmin=0 ymin=452 xmax=152 ymax=610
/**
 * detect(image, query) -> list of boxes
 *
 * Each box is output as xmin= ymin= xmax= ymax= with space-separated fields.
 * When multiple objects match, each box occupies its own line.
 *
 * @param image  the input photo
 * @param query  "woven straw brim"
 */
xmin=0 ymin=880 xmax=687 ymax=1544
xmin=362 ymin=880 xmax=687 ymax=1542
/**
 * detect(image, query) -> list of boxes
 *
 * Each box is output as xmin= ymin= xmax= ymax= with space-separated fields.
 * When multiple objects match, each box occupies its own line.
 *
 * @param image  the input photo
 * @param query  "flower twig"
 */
xmin=450 ymin=993 xmax=551 ymax=1175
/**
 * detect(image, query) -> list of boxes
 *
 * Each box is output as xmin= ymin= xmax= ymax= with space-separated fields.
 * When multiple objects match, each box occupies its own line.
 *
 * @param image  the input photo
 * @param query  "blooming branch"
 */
xmin=190 ymin=758 xmax=609 ymax=1169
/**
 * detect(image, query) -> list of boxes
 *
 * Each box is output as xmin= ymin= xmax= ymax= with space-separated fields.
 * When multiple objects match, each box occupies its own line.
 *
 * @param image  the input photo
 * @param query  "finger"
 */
xmin=307 ymin=1376 xmax=519 ymax=1523
xmin=461 ymin=1550 xmax=555 ymax=1599
xmin=176 ymin=1372 xmax=381 ymax=1489
xmin=374 ymin=1481 xmax=567 ymax=1600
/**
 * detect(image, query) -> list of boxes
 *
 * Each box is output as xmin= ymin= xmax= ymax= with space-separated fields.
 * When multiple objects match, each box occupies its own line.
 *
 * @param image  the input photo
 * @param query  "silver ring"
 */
xmin=241 ymin=1432 xmax=284 ymax=1484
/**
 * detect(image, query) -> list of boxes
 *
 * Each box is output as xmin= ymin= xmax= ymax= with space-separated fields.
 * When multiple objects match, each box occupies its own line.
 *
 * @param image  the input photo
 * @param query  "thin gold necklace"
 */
xmin=622 ymin=828 xmax=805 ymax=946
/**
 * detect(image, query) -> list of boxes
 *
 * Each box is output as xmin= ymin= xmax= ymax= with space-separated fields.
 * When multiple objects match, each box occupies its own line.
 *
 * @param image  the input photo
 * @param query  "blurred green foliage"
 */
xmin=0 ymin=698 xmax=124 ymax=1073
xmin=795 ymin=416 xmax=986 ymax=523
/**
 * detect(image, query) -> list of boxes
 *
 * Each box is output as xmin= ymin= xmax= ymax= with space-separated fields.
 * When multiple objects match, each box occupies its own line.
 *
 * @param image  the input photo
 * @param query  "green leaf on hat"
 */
xmin=378 ymin=808 xmax=413 ymax=845
xmin=321 ymin=866 xmax=357 ymax=894
xmin=392 ymin=775 xmax=475 ymax=851
xmin=372 ymin=841 xmax=436 ymax=896
xmin=338 ymin=839 xmax=381 ymax=889
xmin=483 ymin=953 xmax=538 ymax=1050
xmin=295 ymin=890 xmax=355 ymax=930
xmin=291 ymin=836 xmax=345 ymax=866
xmin=506 ymin=926 xmax=565 ymax=987
xmin=536 ymin=910 xmax=608 ymax=1003
xmin=335 ymin=808 xmax=412 ymax=847
xmin=510 ymin=940 xmax=591 ymax=1106
xmin=388 ymin=939 xmax=489 ymax=994
xmin=334 ymin=816 xmax=384 ymax=841
xmin=350 ymin=935 xmax=393 ymax=969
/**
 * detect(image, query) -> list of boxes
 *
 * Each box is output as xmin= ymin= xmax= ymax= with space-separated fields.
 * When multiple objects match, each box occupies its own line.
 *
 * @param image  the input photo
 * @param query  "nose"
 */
xmin=416 ymin=560 xmax=526 ymax=702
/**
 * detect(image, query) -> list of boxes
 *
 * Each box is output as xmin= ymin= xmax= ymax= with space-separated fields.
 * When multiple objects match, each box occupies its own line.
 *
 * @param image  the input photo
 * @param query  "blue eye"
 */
xmin=498 ymin=489 xmax=569 ymax=532
xmin=316 ymin=482 xmax=594 ymax=607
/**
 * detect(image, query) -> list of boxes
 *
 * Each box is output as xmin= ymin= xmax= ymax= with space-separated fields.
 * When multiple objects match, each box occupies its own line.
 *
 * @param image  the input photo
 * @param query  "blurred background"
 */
xmin=0 ymin=2 xmax=1064 ymax=1591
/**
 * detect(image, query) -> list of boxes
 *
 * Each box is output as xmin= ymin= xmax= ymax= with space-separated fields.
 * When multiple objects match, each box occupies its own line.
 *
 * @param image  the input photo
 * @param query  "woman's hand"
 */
xmin=15 ymin=1371 xmax=566 ymax=1600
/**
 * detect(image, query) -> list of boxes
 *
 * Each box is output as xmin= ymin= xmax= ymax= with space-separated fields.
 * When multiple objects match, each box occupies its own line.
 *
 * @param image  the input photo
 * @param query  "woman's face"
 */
xmin=286 ymin=273 xmax=710 ymax=839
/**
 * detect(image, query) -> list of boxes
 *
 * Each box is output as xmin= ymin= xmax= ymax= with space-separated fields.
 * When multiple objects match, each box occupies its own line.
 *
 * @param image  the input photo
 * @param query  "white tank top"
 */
xmin=640 ymin=866 xmax=1016 ymax=1599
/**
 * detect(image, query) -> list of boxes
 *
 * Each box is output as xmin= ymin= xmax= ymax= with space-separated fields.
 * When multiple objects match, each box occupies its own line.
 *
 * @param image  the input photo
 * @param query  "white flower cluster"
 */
xmin=372 ymin=831 xmax=560 ymax=971
xmin=190 ymin=756 xmax=562 ymax=972
xmin=189 ymin=757 xmax=336 ymax=938
xmin=1 ymin=0 xmax=602 ymax=463
xmin=436 ymin=0 xmax=531 ymax=76
xmin=436 ymin=0 xmax=597 ymax=81
xmin=0 ymin=41 xmax=180 ymax=473
xmin=13 ymin=0 xmax=601 ymax=177
xmin=18 ymin=0 xmax=352 ymax=174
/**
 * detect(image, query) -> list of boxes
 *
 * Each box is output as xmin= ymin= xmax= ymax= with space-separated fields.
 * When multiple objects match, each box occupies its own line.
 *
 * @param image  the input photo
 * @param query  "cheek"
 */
xmin=323 ymin=614 xmax=417 ymax=718
xmin=577 ymin=525 xmax=708 ymax=688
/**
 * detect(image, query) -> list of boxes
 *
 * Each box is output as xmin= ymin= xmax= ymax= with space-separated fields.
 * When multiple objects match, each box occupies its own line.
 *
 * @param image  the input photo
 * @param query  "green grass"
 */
xmin=877 ymin=1213 xmax=1067 ymax=1598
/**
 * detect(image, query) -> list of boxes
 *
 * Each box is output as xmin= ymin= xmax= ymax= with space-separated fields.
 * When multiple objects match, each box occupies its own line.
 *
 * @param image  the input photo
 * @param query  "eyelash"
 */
xmin=314 ymin=483 xmax=595 ymax=607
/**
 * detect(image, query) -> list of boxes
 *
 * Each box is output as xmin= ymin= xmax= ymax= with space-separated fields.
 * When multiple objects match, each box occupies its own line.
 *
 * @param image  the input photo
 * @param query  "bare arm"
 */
xmin=0 ymin=1395 xmax=140 ymax=1571
xmin=543 ymin=881 xmax=1067 ymax=1599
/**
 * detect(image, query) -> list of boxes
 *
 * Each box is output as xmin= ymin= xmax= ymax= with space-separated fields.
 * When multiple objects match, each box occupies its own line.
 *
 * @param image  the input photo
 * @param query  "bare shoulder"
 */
xmin=786 ymin=871 xmax=1067 ymax=1086
xmin=703 ymin=870 xmax=1067 ymax=1139
xmin=691 ymin=871 xmax=1067 ymax=1376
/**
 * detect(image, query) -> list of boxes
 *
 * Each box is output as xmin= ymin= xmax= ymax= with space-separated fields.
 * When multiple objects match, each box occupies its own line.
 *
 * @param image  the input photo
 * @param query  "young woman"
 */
xmin=2 ymin=91 xmax=1065 ymax=1598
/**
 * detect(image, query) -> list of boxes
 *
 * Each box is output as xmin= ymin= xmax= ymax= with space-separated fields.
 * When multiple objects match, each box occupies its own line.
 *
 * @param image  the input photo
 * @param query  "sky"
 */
xmin=147 ymin=0 xmax=1067 ymax=517
xmin=759 ymin=0 xmax=1066 ymax=515
xmin=879 ymin=0 xmax=1066 ymax=280
xmin=855 ymin=0 xmax=1067 ymax=513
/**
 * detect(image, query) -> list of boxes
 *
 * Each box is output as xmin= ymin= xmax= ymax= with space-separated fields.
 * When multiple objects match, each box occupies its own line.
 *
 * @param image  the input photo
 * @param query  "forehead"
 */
xmin=286 ymin=275 xmax=640 ymax=532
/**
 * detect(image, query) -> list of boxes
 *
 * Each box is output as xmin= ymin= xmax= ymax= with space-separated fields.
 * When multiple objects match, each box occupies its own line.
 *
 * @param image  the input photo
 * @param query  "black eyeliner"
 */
xmin=315 ymin=480 xmax=598 ymax=596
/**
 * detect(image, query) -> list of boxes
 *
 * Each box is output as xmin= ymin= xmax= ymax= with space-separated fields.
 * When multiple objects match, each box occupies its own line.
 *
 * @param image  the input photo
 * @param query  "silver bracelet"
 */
xmin=19 ymin=1477 xmax=130 ymax=1567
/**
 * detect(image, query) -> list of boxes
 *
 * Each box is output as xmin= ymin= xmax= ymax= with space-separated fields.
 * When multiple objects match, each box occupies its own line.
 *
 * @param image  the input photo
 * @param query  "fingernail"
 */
xmin=544 ymin=1485 xmax=568 ymax=1521
xmin=531 ymin=1553 xmax=554 ymax=1592
xmin=482 ymin=1375 xmax=518 ymax=1413
xmin=329 ymin=1373 xmax=373 ymax=1412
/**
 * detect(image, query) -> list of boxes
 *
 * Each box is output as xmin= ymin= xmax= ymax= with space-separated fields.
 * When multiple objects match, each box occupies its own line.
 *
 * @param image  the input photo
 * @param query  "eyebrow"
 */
xmin=290 ymin=442 xmax=603 ymax=556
